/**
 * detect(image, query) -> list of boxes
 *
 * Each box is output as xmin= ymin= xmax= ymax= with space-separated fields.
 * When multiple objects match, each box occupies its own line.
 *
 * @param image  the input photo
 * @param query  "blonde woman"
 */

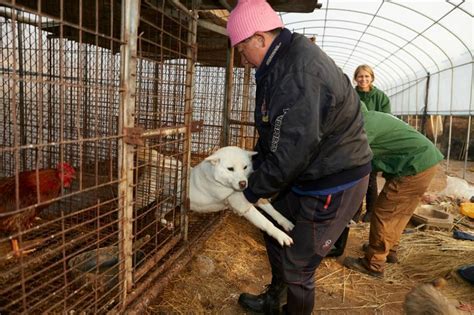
xmin=354 ymin=64 xmax=391 ymax=113
xmin=356 ymin=66 xmax=391 ymax=224
xmin=328 ymin=66 xmax=393 ymax=257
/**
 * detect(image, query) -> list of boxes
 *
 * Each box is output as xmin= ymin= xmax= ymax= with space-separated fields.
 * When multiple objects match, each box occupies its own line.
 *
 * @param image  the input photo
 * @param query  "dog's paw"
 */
xmin=279 ymin=218 xmax=295 ymax=232
xmin=277 ymin=232 xmax=293 ymax=247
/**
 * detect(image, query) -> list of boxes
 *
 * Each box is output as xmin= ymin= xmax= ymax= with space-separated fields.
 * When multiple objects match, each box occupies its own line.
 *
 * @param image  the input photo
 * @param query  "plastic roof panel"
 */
xmin=280 ymin=0 xmax=473 ymax=115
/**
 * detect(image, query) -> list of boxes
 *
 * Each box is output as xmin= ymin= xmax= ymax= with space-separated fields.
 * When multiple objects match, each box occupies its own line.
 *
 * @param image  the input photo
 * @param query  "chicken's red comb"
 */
xmin=56 ymin=162 xmax=76 ymax=174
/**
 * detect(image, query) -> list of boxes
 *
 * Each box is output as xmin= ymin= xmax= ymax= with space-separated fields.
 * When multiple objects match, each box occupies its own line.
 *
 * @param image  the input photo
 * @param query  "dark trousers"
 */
xmin=332 ymin=172 xmax=378 ymax=256
xmin=362 ymin=171 xmax=379 ymax=221
xmin=262 ymin=176 xmax=369 ymax=315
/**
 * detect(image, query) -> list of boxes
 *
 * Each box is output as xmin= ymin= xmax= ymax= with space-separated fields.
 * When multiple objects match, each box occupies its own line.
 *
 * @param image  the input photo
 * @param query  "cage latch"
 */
xmin=191 ymin=120 xmax=204 ymax=133
xmin=123 ymin=127 xmax=145 ymax=146
xmin=124 ymin=121 xmax=204 ymax=145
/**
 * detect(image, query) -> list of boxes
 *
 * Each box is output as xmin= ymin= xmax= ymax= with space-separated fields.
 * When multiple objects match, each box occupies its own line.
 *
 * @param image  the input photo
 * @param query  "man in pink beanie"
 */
xmin=227 ymin=1 xmax=372 ymax=314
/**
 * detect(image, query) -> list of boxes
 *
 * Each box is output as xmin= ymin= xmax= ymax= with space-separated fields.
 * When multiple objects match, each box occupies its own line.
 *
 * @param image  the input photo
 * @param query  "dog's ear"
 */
xmin=204 ymin=155 xmax=220 ymax=166
xmin=247 ymin=151 xmax=258 ymax=157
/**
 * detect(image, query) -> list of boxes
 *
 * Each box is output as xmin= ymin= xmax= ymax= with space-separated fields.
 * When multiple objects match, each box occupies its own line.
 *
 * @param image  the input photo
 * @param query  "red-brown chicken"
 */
xmin=0 ymin=162 xmax=76 ymax=256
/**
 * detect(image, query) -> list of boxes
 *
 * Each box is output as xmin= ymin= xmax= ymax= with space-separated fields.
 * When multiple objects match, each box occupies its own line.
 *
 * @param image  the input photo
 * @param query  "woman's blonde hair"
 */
xmin=354 ymin=64 xmax=375 ymax=87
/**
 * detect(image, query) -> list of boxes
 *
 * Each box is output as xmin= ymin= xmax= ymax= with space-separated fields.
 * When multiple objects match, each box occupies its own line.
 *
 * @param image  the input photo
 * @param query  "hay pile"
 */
xmin=147 ymin=213 xmax=473 ymax=314
xmin=148 ymin=214 xmax=272 ymax=314
xmin=393 ymin=230 xmax=474 ymax=302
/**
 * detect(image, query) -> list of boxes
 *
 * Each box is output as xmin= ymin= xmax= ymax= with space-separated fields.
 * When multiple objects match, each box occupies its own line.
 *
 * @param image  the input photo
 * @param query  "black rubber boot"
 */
xmin=238 ymin=279 xmax=287 ymax=314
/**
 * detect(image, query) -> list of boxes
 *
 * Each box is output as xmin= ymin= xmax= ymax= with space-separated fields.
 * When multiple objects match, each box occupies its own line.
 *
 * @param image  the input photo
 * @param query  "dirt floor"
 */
xmin=147 ymin=162 xmax=474 ymax=314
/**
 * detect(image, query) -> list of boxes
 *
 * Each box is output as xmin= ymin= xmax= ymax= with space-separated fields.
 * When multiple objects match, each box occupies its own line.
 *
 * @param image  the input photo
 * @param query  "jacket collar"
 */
xmin=357 ymin=86 xmax=377 ymax=97
xmin=255 ymin=28 xmax=292 ymax=81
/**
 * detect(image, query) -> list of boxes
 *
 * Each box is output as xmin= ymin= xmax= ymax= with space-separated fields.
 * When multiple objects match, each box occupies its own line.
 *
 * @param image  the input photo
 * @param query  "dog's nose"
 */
xmin=239 ymin=181 xmax=247 ymax=189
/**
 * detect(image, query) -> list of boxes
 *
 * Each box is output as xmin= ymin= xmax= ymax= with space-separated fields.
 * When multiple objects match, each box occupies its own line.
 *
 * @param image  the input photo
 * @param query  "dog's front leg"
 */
xmin=256 ymin=199 xmax=295 ymax=232
xmin=242 ymin=208 xmax=294 ymax=247
xmin=226 ymin=192 xmax=293 ymax=247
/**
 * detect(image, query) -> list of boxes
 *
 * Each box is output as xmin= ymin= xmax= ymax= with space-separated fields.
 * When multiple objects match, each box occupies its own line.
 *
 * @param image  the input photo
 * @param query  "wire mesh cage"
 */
xmin=0 ymin=1 xmax=124 ymax=312
xmin=0 ymin=0 xmax=203 ymax=313
xmin=229 ymin=67 xmax=257 ymax=149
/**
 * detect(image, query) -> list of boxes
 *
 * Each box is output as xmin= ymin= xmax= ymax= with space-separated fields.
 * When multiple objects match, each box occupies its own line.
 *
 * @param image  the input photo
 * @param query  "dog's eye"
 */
xmin=244 ymin=165 xmax=248 ymax=170
xmin=227 ymin=167 xmax=234 ymax=171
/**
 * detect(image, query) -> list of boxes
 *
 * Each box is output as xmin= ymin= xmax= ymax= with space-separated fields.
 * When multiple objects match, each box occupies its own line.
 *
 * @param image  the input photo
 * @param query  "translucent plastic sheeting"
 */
xmin=281 ymin=0 xmax=473 ymax=115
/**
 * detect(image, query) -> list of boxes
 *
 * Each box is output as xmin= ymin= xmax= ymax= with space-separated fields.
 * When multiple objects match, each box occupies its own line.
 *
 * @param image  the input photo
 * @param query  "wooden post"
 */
xmin=118 ymin=0 xmax=140 ymax=303
xmin=420 ymin=72 xmax=430 ymax=135
xmin=182 ymin=11 xmax=198 ymax=241
xmin=239 ymin=66 xmax=251 ymax=149
xmin=223 ymin=42 xmax=235 ymax=146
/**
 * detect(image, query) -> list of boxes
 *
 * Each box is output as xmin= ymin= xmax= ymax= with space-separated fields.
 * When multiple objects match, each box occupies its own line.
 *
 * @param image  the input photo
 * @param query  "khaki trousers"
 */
xmin=365 ymin=165 xmax=438 ymax=272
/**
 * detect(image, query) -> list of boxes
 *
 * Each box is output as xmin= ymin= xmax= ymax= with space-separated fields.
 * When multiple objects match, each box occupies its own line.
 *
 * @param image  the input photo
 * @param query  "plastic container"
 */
xmin=460 ymin=202 xmax=474 ymax=219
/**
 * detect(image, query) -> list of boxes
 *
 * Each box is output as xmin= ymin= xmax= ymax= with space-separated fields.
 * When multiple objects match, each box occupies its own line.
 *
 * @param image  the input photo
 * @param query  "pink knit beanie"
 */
xmin=227 ymin=0 xmax=284 ymax=47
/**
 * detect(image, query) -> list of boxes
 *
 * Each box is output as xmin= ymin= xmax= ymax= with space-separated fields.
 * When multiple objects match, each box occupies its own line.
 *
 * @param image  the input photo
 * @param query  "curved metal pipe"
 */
xmin=219 ymin=0 xmax=233 ymax=11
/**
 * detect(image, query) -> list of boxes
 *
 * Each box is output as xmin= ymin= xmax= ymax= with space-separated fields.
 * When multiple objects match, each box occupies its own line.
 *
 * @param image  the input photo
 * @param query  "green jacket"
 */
xmin=357 ymin=86 xmax=391 ymax=113
xmin=361 ymin=103 xmax=443 ymax=178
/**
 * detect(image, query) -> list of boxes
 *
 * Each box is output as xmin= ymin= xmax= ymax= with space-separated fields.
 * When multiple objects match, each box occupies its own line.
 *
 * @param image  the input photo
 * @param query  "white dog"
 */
xmin=190 ymin=146 xmax=294 ymax=246
xmin=139 ymin=146 xmax=294 ymax=246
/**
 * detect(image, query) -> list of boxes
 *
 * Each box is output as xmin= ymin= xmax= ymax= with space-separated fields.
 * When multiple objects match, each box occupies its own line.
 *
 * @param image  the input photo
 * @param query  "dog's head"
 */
xmin=204 ymin=146 xmax=257 ymax=191
xmin=403 ymin=278 xmax=459 ymax=315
